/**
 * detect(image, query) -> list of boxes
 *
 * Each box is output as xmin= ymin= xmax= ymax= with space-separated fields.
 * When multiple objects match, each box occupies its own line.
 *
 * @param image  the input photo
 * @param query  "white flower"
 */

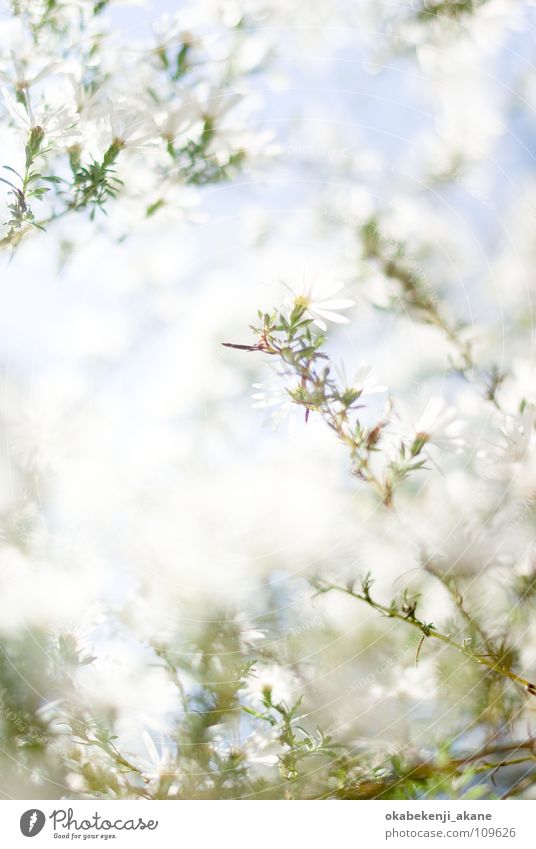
xmin=243 ymin=663 xmax=299 ymax=709
xmin=495 ymin=359 xmax=536 ymax=411
xmin=287 ymin=276 xmax=355 ymax=331
xmin=199 ymin=85 xmax=242 ymax=122
xmin=67 ymin=72 xmax=105 ymax=118
xmin=156 ymin=99 xmax=201 ymax=144
xmin=336 ymin=361 xmax=387 ymax=398
xmin=0 ymin=51 xmax=64 ymax=89
xmin=138 ymin=730 xmax=175 ymax=781
xmin=252 ymin=380 xmax=297 ymax=435
xmin=411 ymin=396 xmax=465 ymax=452
xmin=1 ymin=86 xmax=77 ymax=139
xmin=152 ymin=13 xmax=198 ymax=51
xmin=97 ymin=102 xmax=158 ymax=151
xmin=499 ymin=407 xmax=536 ymax=463
xmin=481 ymin=406 xmax=536 ymax=468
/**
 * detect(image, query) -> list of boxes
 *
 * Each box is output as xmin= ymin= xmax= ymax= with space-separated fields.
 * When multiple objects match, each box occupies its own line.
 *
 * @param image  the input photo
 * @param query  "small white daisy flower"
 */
xmin=138 ymin=730 xmax=174 ymax=782
xmin=411 ymin=396 xmax=465 ymax=452
xmin=0 ymin=51 xmax=64 ymax=90
xmin=157 ymin=99 xmax=200 ymax=145
xmin=480 ymin=406 xmax=536 ymax=470
xmin=337 ymin=361 xmax=387 ymax=398
xmin=1 ymin=86 xmax=77 ymax=139
xmin=286 ymin=275 xmax=355 ymax=331
xmin=252 ymin=380 xmax=297 ymax=435
xmin=243 ymin=663 xmax=299 ymax=709
xmin=499 ymin=406 xmax=536 ymax=463
xmin=97 ymin=102 xmax=158 ymax=152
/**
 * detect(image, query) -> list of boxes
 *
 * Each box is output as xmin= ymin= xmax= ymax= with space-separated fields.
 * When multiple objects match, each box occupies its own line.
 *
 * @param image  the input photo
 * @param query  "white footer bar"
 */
xmin=1 ymin=799 xmax=534 ymax=848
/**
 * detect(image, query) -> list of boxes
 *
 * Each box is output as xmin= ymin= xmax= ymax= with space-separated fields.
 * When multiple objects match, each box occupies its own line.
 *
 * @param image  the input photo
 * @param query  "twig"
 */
xmin=314 ymin=580 xmax=536 ymax=696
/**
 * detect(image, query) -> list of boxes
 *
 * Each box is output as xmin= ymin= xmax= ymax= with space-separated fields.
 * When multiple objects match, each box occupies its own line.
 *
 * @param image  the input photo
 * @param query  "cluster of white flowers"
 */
xmin=0 ymin=1 xmax=274 ymax=248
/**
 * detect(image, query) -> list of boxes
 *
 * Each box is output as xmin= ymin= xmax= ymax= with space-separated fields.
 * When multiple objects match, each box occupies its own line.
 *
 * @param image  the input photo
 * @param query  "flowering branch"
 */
xmin=224 ymin=294 xmax=434 ymax=506
xmin=0 ymin=7 xmax=268 ymax=251
xmin=312 ymin=574 xmax=536 ymax=696
xmin=0 ymin=123 xmax=62 ymax=237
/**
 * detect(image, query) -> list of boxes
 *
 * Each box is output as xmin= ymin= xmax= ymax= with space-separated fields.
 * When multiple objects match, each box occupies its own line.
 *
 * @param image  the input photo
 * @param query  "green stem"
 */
xmin=316 ymin=582 xmax=536 ymax=695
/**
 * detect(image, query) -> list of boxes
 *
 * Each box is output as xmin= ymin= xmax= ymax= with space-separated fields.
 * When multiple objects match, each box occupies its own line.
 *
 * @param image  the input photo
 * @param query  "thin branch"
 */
xmin=314 ymin=579 xmax=536 ymax=696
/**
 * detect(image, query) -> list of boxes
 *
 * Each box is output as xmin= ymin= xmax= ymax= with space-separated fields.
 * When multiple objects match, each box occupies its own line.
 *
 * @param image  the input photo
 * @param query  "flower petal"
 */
xmin=312 ymin=298 xmax=355 ymax=310
xmin=312 ymin=309 xmax=351 ymax=324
